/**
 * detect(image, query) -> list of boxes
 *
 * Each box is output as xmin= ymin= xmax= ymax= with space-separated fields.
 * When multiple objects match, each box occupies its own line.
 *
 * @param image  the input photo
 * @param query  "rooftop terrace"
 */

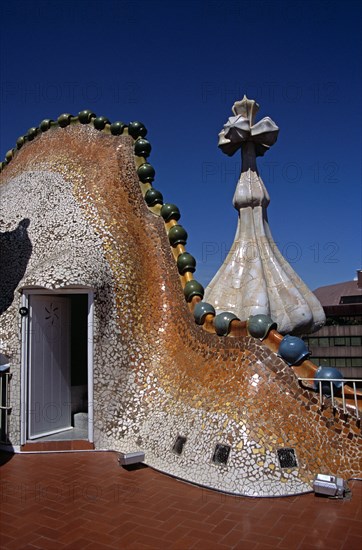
xmin=0 ymin=450 xmax=361 ymax=549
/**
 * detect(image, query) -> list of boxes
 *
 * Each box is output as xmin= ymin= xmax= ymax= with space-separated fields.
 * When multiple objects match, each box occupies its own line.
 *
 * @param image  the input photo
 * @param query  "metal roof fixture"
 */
xmin=118 ymin=451 xmax=145 ymax=466
xmin=313 ymin=474 xmax=348 ymax=498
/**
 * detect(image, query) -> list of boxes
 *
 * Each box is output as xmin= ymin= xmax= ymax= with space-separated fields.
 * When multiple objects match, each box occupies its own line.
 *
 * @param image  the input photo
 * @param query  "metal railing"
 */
xmin=0 ymin=368 xmax=12 ymax=443
xmin=299 ymin=378 xmax=361 ymax=419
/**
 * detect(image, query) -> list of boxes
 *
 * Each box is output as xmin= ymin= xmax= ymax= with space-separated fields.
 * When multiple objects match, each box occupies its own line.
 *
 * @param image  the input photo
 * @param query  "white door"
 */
xmin=28 ymin=295 xmax=72 ymax=439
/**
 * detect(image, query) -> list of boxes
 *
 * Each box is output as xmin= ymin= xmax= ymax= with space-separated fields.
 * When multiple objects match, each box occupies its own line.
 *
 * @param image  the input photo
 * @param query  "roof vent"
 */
xmin=277 ymin=448 xmax=298 ymax=469
xmin=212 ymin=444 xmax=231 ymax=466
xmin=172 ymin=436 xmax=187 ymax=456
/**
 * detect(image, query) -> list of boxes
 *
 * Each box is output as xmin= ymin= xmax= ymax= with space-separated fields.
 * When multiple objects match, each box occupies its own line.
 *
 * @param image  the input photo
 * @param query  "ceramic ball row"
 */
xmin=275 ymin=332 xmax=343 ymax=391
xmin=134 ymin=138 xmax=204 ymax=305
xmin=246 ymin=313 xmax=311 ymax=365
xmin=195 ymin=304 xmax=344 ymax=392
xmin=248 ymin=313 xmax=311 ymax=366
xmin=193 ymin=304 xmax=311 ymax=360
xmin=193 ymin=302 xmax=240 ymax=336
xmin=0 ymin=109 xmax=148 ymax=171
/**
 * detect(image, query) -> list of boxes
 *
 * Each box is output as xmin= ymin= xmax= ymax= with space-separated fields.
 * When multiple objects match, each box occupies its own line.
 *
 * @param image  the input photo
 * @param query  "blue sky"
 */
xmin=1 ymin=0 xmax=361 ymax=290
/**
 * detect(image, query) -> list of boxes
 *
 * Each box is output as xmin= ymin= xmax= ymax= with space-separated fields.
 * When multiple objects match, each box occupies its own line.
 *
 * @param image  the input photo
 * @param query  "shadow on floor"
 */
xmin=0 ymin=451 xmax=14 ymax=467
xmin=121 ymin=463 xmax=149 ymax=472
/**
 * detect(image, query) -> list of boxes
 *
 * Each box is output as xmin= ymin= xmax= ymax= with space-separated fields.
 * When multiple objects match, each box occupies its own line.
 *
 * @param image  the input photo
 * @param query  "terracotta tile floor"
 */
xmin=0 ymin=451 xmax=361 ymax=550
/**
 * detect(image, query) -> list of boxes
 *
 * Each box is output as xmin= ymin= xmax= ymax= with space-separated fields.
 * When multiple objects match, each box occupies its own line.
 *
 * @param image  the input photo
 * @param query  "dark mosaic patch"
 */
xmin=172 ymin=435 xmax=187 ymax=455
xmin=277 ymin=448 xmax=298 ymax=469
xmin=212 ymin=444 xmax=231 ymax=466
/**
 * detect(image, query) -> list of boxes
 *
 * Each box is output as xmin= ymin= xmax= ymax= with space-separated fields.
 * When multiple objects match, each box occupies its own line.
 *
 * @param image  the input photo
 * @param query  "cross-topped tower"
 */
xmin=204 ymin=96 xmax=325 ymax=335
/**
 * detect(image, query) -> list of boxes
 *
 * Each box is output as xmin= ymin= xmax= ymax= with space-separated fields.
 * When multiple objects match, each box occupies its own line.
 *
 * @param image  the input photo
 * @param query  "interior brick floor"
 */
xmin=0 ymin=451 xmax=361 ymax=550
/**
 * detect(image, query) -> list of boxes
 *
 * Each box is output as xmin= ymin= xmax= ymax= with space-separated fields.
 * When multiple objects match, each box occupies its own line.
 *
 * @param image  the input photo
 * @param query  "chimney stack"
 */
xmin=357 ymin=270 xmax=362 ymax=289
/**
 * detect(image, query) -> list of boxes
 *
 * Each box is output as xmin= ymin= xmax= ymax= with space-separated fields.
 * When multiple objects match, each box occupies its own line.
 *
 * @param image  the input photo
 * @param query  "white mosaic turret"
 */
xmin=204 ymin=96 xmax=325 ymax=334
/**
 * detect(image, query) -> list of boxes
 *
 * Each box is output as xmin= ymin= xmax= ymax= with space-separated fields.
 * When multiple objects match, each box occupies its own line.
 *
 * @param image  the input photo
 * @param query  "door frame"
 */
xmin=20 ymin=286 xmax=94 ymax=445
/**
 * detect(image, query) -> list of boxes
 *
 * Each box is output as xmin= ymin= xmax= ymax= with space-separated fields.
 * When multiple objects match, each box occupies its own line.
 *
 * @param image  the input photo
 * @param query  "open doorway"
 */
xmin=22 ymin=290 xmax=93 ymax=443
xmin=69 ymin=294 xmax=89 ymax=438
